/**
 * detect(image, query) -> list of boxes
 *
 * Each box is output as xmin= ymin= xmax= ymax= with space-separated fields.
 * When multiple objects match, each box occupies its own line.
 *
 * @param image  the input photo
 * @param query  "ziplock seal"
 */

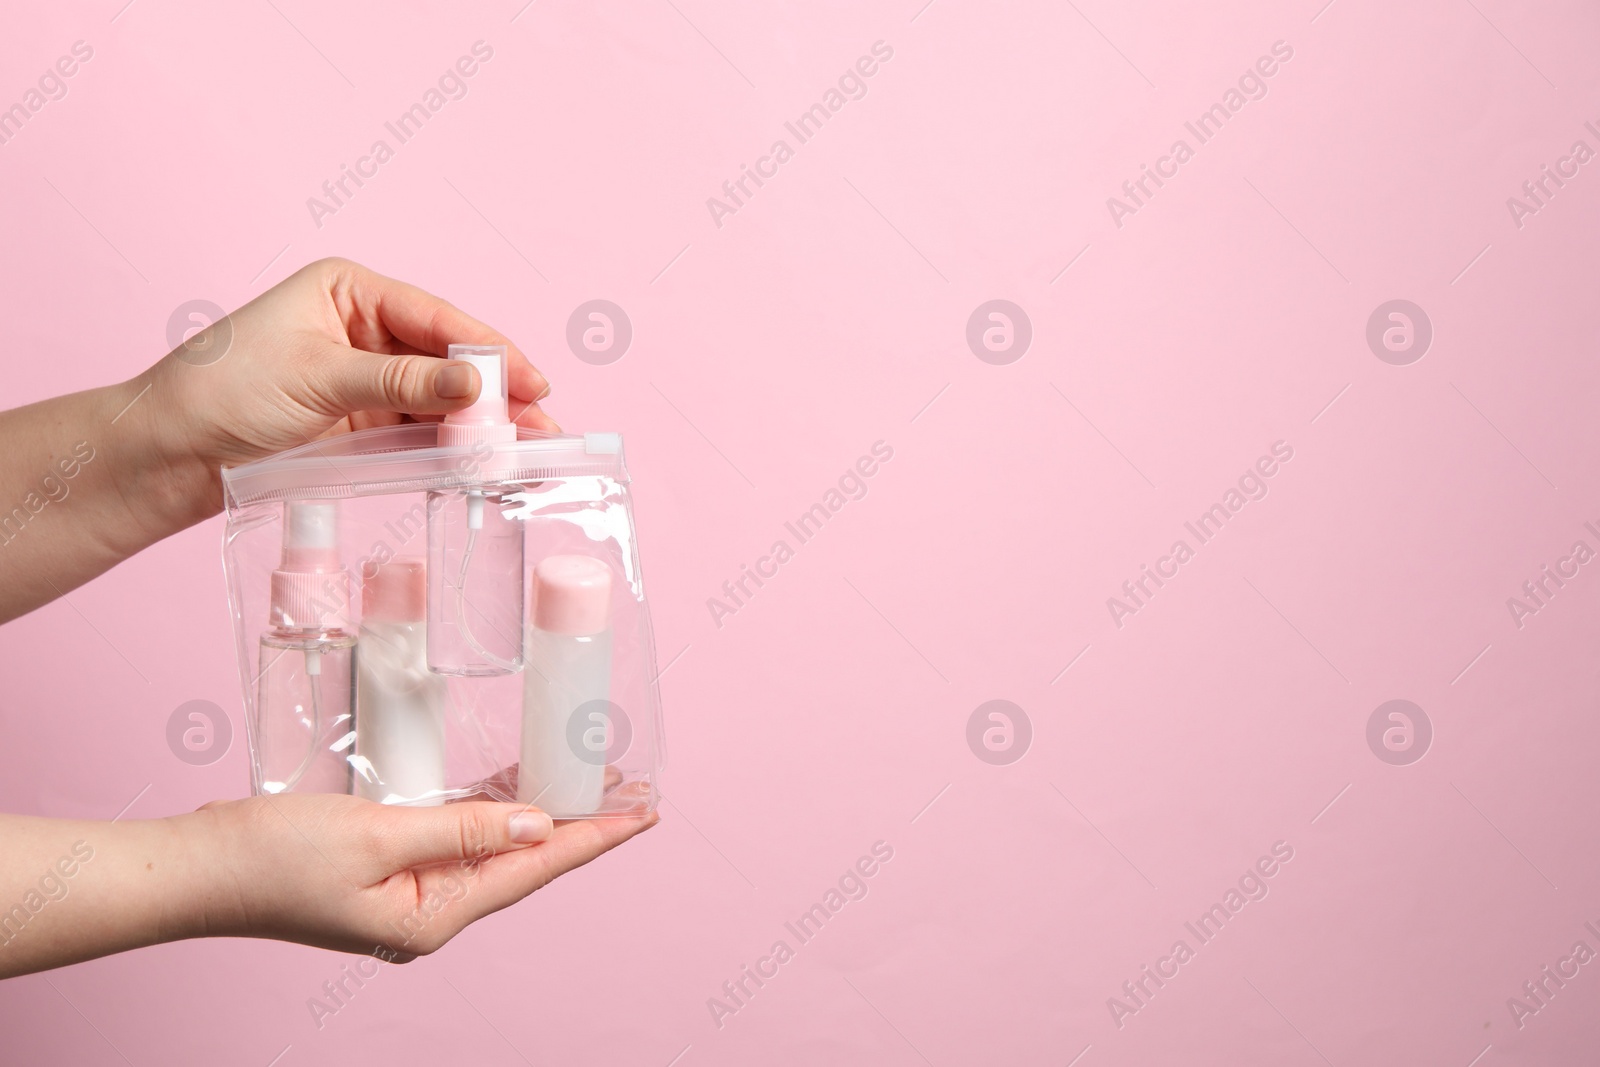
xmin=222 ymin=425 xmax=627 ymax=510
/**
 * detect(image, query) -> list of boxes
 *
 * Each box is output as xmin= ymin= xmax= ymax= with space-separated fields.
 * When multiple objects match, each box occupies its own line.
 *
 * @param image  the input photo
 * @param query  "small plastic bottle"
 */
xmin=519 ymin=556 xmax=614 ymax=816
xmin=257 ymin=501 xmax=356 ymax=795
xmin=355 ymin=559 xmax=447 ymax=806
xmin=427 ymin=344 xmax=525 ymax=677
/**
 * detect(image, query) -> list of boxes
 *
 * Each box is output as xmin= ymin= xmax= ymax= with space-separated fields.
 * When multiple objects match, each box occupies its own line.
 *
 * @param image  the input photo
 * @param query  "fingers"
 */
xmin=302 ymin=345 xmax=490 ymax=419
xmin=440 ymin=812 xmax=659 ymax=929
xmin=511 ymin=396 xmax=562 ymax=434
xmin=301 ymin=343 xmax=562 ymax=430
xmin=322 ymin=259 xmax=551 ymax=404
xmin=375 ymin=802 xmax=555 ymax=872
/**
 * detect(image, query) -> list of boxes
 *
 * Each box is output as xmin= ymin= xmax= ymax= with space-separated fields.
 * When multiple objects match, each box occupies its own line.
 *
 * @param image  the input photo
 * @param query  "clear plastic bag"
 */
xmin=220 ymin=422 xmax=662 ymax=819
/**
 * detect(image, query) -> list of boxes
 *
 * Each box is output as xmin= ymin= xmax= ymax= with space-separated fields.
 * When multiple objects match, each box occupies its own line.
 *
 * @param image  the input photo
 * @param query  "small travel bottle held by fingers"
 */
xmin=426 ymin=344 xmax=526 ymax=677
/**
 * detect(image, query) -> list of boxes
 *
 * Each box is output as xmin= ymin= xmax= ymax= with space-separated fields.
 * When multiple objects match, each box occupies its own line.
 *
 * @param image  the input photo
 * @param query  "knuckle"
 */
xmin=311 ymin=255 xmax=356 ymax=276
xmin=380 ymin=356 xmax=427 ymax=406
xmin=423 ymin=303 xmax=451 ymax=350
xmin=456 ymin=809 xmax=493 ymax=865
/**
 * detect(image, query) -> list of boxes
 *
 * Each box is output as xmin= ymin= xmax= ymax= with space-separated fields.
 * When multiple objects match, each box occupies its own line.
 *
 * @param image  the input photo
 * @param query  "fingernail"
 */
xmin=509 ymin=811 xmax=553 ymax=843
xmin=436 ymin=364 xmax=476 ymax=399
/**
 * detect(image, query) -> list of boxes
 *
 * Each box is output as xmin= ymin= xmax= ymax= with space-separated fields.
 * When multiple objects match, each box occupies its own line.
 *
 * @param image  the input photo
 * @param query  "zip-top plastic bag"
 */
xmin=219 ymin=346 xmax=662 ymax=819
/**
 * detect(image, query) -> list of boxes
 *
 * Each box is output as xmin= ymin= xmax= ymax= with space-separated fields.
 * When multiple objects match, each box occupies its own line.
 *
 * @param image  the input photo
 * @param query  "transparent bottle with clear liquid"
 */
xmin=256 ymin=501 xmax=356 ymax=795
xmin=427 ymin=344 xmax=525 ymax=677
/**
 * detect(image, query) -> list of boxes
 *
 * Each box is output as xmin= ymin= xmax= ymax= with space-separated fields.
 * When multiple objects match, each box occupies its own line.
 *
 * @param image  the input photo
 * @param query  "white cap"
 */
xmin=284 ymin=501 xmax=338 ymax=551
xmin=443 ymin=344 xmax=510 ymax=424
xmin=439 ymin=344 xmax=516 ymax=448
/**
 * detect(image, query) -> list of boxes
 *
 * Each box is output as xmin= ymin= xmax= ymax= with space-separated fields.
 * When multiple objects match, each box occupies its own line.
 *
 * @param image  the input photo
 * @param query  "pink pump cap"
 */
xmin=269 ymin=501 xmax=349 ymax=630
xmin=364 ymin=558 xmax=427 ymax=623
xmin=532 ymin=556 xmax=613 ymax=636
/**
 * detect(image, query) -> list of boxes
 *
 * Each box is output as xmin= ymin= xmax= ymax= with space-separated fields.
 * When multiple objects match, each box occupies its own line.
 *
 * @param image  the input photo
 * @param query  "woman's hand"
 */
xmin=141 ymin=256 xmax=559 ymax=516
xmin=0 ymin=796 xmax=657 ymax=977
xmin=0 ymin=260 xmax=660 ymax=980
xmin=203 ymin=794 xmax=654 ymax=960
xmin=0 ymin=258 xmax=552 ymax=621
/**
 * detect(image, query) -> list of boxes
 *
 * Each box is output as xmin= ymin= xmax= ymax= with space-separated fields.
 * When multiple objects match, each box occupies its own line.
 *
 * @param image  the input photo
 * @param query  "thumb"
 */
xmin=311 ymin=348 xmax=483 ymax=418
xmin=376 ymin=802 xmax=555 ymax=872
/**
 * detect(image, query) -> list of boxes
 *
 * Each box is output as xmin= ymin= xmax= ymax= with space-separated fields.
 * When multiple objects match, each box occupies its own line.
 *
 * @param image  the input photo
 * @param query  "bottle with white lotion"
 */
xmin=256 ymin=501 xmax=356 ymax=795
xmin=355 ymin=558 xmax=447 ymax=806
xmin=519 ymin=556 xmax=614 ymax=815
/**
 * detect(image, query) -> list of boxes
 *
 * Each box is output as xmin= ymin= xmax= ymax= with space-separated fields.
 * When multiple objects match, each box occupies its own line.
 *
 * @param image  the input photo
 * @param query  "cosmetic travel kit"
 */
xmin=220 ymin=345 xmax=663 ymax=818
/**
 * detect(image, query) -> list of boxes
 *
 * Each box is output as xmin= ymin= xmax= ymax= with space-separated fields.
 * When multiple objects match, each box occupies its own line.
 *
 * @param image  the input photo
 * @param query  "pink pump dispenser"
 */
xmin=270 ymin=499 xmax=346 ymax=629
xmin=437 ymin=344 xmax=518 ymax=450
xmin=256 ymin=501 xmax=357 ymax=794
xmin=426 ymin=344 xmax=527 ymax=676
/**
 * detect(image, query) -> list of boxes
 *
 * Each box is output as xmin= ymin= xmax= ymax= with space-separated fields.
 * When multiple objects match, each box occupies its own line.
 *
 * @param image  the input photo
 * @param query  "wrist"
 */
xmin=98 ymin=367 xmax=223 ymax=543
xmin=159 ymin=806 xmax=249 ymax=941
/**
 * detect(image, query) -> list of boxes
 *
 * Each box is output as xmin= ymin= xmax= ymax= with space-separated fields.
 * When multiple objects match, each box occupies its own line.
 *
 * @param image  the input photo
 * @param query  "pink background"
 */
xmin=3 ymin=0 xmax=1600 ymax=1063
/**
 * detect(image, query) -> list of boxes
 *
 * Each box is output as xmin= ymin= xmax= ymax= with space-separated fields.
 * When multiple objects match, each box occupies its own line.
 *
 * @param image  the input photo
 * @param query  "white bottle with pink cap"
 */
xmin=519 ymin=555 xmax=614 ymax=815
xmin=355 ymin=558 xmax=447 ymax=805
xmin=426 ymin=344 xmax=526 ymax=677
xmin=257 ymin=501 xmax=356 ymax=795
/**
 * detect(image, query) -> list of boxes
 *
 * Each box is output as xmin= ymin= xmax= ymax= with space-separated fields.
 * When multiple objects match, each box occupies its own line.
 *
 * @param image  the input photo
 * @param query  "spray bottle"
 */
xmin=256 ymin=501 xmax=356 ymax=794
xmin=426 ymin=344 xmax=525 ymax=676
